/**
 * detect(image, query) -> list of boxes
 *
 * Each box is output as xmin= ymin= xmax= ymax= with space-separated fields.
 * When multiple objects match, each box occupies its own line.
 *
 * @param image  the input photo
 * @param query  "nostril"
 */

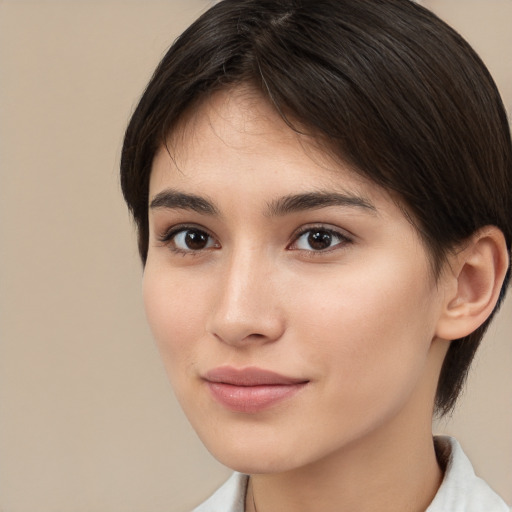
xmin=208 ymin=316 xmax=285 ymax=347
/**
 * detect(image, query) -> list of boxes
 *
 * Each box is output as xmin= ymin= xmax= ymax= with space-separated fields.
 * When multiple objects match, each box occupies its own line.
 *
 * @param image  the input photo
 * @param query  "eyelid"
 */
xmin=157 ymin=223 xmax=210 ymax=241
xmin=287 ymin=224 xmax=353 ymax=252
xmin=157 ymin=223 xmax=220 ymax=254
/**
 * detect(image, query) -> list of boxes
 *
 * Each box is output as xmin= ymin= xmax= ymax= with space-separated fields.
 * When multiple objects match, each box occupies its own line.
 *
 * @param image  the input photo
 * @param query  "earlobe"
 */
xmin=435 ymin=226 xmax=509 ymax=341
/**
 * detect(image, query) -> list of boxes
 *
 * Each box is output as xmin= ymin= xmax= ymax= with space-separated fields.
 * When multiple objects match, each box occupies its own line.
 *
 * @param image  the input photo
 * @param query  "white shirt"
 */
xmin=192 ymin=437 xmax=510 ymax=512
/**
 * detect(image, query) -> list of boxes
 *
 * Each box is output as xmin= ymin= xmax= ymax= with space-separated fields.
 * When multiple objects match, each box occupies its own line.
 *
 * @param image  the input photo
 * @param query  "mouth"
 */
xmin=203 ymin=366 xmax=309 ymax=413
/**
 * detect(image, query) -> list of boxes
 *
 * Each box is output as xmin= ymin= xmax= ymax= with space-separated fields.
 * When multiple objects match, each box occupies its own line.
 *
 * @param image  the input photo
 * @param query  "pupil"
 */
xmin=308 ymin=230 xmax=332 ymax=250
xmin=185 ymin=230 xmax=208 ymax=250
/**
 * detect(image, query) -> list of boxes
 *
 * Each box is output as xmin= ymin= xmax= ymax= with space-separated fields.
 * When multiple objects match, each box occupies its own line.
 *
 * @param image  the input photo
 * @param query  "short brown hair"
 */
xmin=120 ymin=0 xmax=512 ymax=415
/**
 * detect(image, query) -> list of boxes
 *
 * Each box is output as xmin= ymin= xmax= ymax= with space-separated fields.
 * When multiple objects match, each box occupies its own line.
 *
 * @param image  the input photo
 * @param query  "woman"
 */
xmin=120 ymin=0 xmax=512 ymax=510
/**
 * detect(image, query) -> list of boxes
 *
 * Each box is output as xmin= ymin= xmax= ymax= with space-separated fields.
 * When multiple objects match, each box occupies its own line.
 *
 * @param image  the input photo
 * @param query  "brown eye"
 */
xmin=170 ymin=228 xmax=217 ymax=252
xmin=291 ymin=227 xmax=350 ymax=252
xmin=184 ymin=230 xmax=210 ymax=250
xmin=307 ymin=230 xmax=333 ymax=250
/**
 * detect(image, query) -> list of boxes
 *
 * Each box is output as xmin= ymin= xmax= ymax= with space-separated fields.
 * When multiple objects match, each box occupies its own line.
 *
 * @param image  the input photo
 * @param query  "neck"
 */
xmin=248 ymin=421 xmax=442 ymax=512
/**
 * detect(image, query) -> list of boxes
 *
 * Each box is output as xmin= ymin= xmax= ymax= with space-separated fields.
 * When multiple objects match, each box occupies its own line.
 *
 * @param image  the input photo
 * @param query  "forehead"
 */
xmin=152 ymin=87 xmax=380 ymax=200
xmin=169 ymin=87 xmax=299 ymax=154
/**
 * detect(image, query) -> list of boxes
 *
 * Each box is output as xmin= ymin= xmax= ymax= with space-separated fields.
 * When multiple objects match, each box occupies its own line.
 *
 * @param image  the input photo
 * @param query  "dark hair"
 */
xmin=120 ymin=0 xmax=512 ymax=415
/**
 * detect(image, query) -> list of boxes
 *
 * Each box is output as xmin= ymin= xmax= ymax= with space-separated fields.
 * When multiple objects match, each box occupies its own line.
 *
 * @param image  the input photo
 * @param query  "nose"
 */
xmin=206 ymin=248 xmax=286 ymax=347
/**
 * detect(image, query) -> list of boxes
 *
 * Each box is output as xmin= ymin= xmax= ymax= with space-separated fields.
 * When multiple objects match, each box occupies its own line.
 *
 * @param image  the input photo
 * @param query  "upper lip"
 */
xmin=203 ymin=366 xmax=308 ymax=386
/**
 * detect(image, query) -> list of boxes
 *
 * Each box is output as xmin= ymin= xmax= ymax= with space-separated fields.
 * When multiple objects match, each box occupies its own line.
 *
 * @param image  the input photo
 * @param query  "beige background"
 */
xmin=0 ymin=1 xmax=510 ymax=511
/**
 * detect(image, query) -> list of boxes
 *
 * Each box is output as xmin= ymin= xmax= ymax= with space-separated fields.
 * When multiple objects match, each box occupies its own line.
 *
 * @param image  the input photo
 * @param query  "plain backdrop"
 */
xmin=0 ymin=1 xmax=511 ymax=511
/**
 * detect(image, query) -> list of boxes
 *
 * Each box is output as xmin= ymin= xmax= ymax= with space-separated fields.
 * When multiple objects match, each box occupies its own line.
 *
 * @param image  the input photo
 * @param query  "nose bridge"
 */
xmin=207 ymin=242 xmax=284 ymax=345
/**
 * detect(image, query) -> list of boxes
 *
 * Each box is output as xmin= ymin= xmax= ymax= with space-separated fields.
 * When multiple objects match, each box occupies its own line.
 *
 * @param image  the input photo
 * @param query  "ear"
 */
xmin=435 ymin=226 xmax=509 ymax=341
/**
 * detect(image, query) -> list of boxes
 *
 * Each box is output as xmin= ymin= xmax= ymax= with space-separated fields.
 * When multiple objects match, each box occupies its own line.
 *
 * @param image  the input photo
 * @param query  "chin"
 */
xmin=195 ymin=427 xmax=305 ymax=474
xmin=211 ymin=447 xmax=298 ymax=475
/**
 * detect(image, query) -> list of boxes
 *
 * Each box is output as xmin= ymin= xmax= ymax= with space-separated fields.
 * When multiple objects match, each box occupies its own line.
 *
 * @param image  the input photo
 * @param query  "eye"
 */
xmin=290 ymin=227 xmax=350 ymax=252
xmin=160 ymin=226 xmax=219 ymax=253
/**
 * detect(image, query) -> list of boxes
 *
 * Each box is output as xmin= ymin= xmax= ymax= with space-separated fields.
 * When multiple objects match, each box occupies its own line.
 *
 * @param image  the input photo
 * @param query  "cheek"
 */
xmin=288 ymin=257 xmax=438 ymax=405
xmin=142 ymin=266 xmax=207 ymax=374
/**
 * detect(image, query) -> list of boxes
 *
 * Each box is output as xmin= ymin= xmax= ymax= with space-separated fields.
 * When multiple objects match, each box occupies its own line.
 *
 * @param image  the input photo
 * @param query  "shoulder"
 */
xmin=191 ymin=473 xmax=248 ymax=512
xmin=428 ymin=436 xmax=511 ymax=512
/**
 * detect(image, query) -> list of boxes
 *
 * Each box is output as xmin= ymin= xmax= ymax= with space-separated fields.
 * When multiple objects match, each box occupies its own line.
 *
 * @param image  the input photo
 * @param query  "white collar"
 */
xmin=427 ymin=436 xmax=509 ymax=511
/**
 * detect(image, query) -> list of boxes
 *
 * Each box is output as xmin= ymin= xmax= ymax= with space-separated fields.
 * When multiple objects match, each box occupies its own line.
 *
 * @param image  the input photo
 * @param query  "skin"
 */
xmin=143 ymin=88 xmax=455 ymax=512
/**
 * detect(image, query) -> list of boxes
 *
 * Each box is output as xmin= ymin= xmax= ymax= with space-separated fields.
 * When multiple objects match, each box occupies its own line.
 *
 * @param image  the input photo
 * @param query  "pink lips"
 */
xmin=203 ymin=366 xmax=308 ymax=413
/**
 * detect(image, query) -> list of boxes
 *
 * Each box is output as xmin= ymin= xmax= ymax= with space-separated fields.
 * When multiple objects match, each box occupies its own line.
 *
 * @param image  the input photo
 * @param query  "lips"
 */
xmin=203 ymin=366 xmax=309 ymax=413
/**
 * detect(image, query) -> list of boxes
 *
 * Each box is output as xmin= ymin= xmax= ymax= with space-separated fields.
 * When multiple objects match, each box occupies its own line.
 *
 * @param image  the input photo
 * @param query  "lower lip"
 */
xmin=206 ymin=382 xmax=307 ymax=413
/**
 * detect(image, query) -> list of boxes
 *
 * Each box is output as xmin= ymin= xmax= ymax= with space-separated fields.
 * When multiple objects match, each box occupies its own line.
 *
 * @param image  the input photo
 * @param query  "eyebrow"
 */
xmin=149 ymin=189 xmax=377 ymax=217
xmin=149 ymin=190 xmax=219 ymax=215
xmin=266 ymin=191 xmax=377 ymax=216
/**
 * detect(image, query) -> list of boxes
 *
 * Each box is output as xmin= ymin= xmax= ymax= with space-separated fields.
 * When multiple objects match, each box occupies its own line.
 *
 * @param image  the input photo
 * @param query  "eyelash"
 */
xmin=288 ymin=225 xmax=353 ymax=255
xmin=157 ymin=224 xmax=353 ymax=256
xmin=158 ymin=224 xmax=219 ymax=256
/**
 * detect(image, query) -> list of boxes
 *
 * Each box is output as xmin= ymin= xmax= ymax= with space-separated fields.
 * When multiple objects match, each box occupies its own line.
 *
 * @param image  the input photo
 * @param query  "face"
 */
xmin=144 ymin=88 xmax=448 ymax=474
